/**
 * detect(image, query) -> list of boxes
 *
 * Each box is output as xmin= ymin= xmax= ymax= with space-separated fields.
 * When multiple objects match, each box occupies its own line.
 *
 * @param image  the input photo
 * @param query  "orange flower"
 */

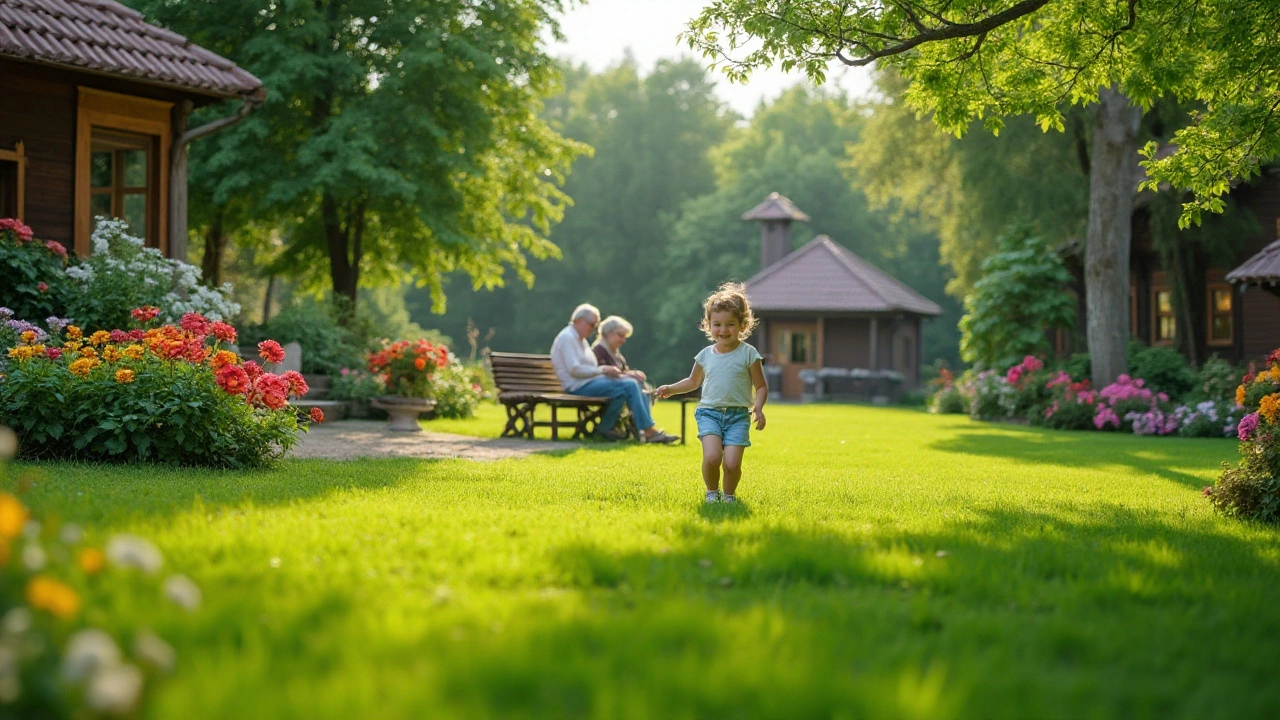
xmin=63 ymin=340 xmax=83 ymax=353
xmin=102 ymin=345 xmax=121 ymax=363
xmin=78 ymin=548 xmax=106 ymax=574
xmin=0 ymin=493 xmax=28 ymax=539
xmin=19 ymin=330 xmax=35 ymax=344
xmin=66 ymin=325 xmax=83 ymax=340
xmin=1260 ymin=393 xmax=1280 ymax=424
xmin=210 ymin=349 xmax=238 ymax=371
xmin=414 ymin=357 xmax=427 ymax=371
xmin=69 ymin=357 xmax=98 ymax=377
xmin=115 ymin=368 xmax=135 ymax=384
xmin=1237 ymin=384 xmax=1247 ymax=407
xmin=88 ymin=330 xmax=111 ymax=346
xmin=79 ymin=346 xmax=98 ymax=360
xmin=25 ymin=576 xmax=80 ymax=618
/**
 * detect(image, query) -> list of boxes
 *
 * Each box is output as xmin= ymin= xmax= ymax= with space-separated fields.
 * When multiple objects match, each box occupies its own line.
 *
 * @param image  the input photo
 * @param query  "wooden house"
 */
xmin=0 ymin=0 xmax=264 ymax=260
xmin=742 ymin=193 xmax=943 ymax=400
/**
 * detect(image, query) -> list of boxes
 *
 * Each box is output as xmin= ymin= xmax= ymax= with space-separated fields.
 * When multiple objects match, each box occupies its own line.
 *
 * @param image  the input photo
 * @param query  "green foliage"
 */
xmin=429 ymin=360 xmax=487 ymax=420
xmin=0 ymin=222 xmax=72 ymax=321
xmin=125 ymin=0 xmax=587 ymax=309
xmin=1059 ymin=353 xmax=1093 ymax=383
xmin=959 ymin=228 xmax=1075 ymax=369
xmin=247 ymin=300 xmax=364 ymax=376
xmin=1042 ymin=398 xmax=1097 ymax=431
xmin=1194 ymin=356 xmax=1243 ymax=404
xmin=329 ymin=369 xmax=386 ymax=402
xmin=928 ymin=385 xmax=968 ymax=415
xmin=0 ymin=350 xmax=300 ymax=469
xmin=1127 ymin=343 xmax=1197 ymax=400
xmin=1213 ymin=456 xmax=1280 ymax=523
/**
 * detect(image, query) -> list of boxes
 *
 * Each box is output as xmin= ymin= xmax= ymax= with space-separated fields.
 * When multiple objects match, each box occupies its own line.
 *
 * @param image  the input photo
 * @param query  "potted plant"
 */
xmin=367 ymin=339 xmax=448 ymax=431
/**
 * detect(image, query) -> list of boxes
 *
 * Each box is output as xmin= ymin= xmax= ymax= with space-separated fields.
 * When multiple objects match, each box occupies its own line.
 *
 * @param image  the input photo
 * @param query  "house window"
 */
xmin=75 ymin=88 xmax=172 ymax=256
xmin=790 ymin=332 xmax=809 ymax=363
xmin=1207 ymin=284 xmax=1234 ymax=345
xmin=0 ymin=141 xmax=25 ymax=219
xmin=89 ymin=130 xmax=153 ymax=241
xmin=1153 ymin=288 xmax=1176 ymax=344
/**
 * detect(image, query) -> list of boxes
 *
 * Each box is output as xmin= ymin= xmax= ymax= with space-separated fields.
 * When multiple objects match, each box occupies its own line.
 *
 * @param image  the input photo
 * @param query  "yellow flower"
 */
xmin=88 ymin=330 xmax=110 ymax=346
xmin=20 ymin=330 xmax=35 ymax=344
xmin=1237 ymin=384 xmax=1247 ymax=406
xmin=0 ymin=493 xmax=27 ymax=539
xmin=7 ymin=346 xmax=33 ymax=361
xmin=66 ymin=325 xmax=82 ymax=340
xmin=210 ymin=350 xmax=238 ymax=371
xmin=114 ymin=369 xmax=135 ymax=384
xmin=79 ymin=346 xmax=98 ymax=360
xmin=25 ymin=576 xmax=80 ymax=619
xmin=1260 ymin=393 xmax=1280 ymax=423
xmin=102 ymin=345 xmax=121 ymax=363
xmin=68 ymin=358 xmax=98 ymax=377
xmin=64 ymin=340 xmax=82 ymax=353
xmin=78 ymin=548 xmax=106 ymax=574
xmin=122 ymin=344 xmax=145 ymax=361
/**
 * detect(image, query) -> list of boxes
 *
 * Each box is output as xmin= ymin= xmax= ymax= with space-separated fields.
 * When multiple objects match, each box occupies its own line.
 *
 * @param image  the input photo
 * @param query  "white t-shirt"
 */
xmin=695 ymin=342 xmax=763 ymax=408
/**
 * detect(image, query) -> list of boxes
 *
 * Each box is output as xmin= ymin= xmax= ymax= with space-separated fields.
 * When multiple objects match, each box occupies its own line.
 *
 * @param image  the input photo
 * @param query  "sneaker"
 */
xmin=595 ymin=428 xmax=629 ymax=442
xmin=722 ymin=495 xmax=737 ymax=504
xmin=704 ymin=490 xmax=720 ymax=504
xmin=644 ymin=430 xmax=679 ymax=445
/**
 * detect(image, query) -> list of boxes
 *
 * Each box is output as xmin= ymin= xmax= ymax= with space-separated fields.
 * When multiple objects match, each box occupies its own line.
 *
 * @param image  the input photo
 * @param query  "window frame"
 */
xmin=1151 ymin=285 xmax=1176 ymax=346
xmin=74 ymin=87 xmax=171 ymax=256
xmin=1206 ymin=282 xmax=1235 ymax=347
xmin=0 ymin=141 xmax=25 ymax=220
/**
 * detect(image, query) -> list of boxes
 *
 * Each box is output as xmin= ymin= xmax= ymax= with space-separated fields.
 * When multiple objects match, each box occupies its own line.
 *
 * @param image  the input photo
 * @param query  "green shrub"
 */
xmin=1127 ymin=342 xmax=1196 ymax=399
xmin=430 ymin=360 xmax=487 ymax=420
xmin=1191 ymin=356 xmax=1242 ymax=404
xmin=1042 ymin=398 xmax=1096 ymax=430
xmin=0 ymin=218 xmax=73 ymax=321
xmin=1209 ymin=355 xmax=1280 ymax=522
xmin=329 ymin=368 xmax=386 ymax=401
xmin=247 ymin=299 xmax=365 ymax=376
xmin=1058 ymin=352 xmax=1091 ymax=382
xmin=928 ymin=385 xmax=968 ymax=414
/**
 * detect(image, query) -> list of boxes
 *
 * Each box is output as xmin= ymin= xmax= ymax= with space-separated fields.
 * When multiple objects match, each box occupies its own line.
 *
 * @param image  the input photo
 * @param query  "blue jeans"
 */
xmin=695 ymin=406 xmax=752 ymax=447
xmin=571 ymin=376 xmax=653 ymax=434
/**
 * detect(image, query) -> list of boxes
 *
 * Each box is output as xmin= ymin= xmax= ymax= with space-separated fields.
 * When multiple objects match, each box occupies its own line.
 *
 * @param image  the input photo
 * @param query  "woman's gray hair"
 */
xmin=570 ymin=303 xmax=600 ymax=323
xmin=598 ymin=315 xmax=633 ymax=340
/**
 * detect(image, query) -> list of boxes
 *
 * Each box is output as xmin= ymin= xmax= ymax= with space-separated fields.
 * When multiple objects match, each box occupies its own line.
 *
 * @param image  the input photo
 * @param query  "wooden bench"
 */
xmin=489 ymin=352 xmax=610 ymax=440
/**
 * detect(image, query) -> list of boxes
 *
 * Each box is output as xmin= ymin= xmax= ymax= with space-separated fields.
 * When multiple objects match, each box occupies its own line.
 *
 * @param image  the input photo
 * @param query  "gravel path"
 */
xmin=292 ymin=420 xmax=580 ymax=461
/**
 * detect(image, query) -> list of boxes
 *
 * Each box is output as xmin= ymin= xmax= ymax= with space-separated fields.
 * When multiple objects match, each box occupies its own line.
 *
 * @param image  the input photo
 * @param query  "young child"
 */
xmin=656 ymin=283 xmax=767 ymax=504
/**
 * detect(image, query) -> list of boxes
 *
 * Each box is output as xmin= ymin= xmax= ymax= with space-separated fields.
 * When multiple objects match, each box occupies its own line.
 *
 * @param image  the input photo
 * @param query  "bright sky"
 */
xmin=551 ymin=0 xmax=875 ymax=116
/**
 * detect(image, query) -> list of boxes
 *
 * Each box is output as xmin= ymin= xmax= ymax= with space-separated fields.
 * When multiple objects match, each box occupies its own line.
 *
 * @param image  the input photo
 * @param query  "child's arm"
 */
xmin=655 ymin=363 xmax=704 ymax=398
xmin=749 ymin=360 xmax=768 ymax=430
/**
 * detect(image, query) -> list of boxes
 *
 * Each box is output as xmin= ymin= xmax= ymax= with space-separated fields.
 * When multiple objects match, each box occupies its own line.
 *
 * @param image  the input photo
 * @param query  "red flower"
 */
xmin=215 ymin=364 xmax=250 ymax=395
xmin=242 ymin=361 xmax=264 ymax=381
xmin=414 ymin=357 xmax=427 ymax=371
xmin=131 ymin=306 xmax=160 ymax=323
xmin=109 ymin=329 xmax=130 ymax=343
xmin=0 ymin=218 xmax=33 ymax=242
xmin=309 ymin=407 xmax=324 ymax=423
xmin=258 ymin=339 xmax=285 ymax=365
xmin=36 ymin=282 xmax=48 ymax=293
xmin=260 ymin=392 xmax=288 ymax=410
xmin=44 ymin=240 xmax=67 ymax=258
xmin=45 ymin=347 xmax=62 ymax=360
xmin=1269 ymin=349 xmax=1280 ymax=367
xmin=282 ymin=370 xmax=309 ymax=397
xmin=183 ymin=340 xmax=208 ymax=364
xmin=209 ymin=321 xmax=237 ymax=344
xmin=128 ymin=329 xmax=145 ymax=341
xmin=179 ymin=313 xmax=209 ymax=335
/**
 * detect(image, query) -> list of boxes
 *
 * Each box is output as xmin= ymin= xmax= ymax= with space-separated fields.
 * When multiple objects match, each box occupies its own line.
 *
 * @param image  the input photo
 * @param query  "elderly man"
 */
xmin=551 ymin=303 xmax=678 ymax=443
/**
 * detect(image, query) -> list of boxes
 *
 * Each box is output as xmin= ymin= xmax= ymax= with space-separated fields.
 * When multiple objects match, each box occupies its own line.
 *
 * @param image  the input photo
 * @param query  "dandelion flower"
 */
xmin=163 ymin=574 xmax=202 ymax=611
xmin=62 ymin=629 xmax=121 ymax=682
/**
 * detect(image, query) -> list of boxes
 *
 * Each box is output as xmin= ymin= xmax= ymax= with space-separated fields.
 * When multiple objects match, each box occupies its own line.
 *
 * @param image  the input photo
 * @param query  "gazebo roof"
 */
xmin=1226 ymin=238 xmax=1280 ymax=286
xmin=742 ymin=192 xmax=811 ymax=222
xmin=745 ymin=235 xmax=943 ymax=316
xmin=0 ymin=0 xmax=264 ymax=100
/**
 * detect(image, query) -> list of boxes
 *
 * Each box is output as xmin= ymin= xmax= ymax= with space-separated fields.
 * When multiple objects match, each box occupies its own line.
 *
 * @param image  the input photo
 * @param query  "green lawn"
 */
xmin=11 ymin=403 xmax=1279 ymax=719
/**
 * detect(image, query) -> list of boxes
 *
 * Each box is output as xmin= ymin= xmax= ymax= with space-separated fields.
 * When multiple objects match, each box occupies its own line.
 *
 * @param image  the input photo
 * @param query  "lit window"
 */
xmin=1154 ymin=288 xmax=1175 ymax=344
xmin=1208 ymin=285 xmax=1234 ymax=345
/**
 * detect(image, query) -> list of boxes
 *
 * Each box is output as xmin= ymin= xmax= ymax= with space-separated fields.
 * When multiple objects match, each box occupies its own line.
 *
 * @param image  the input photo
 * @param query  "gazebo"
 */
xmin=742 ymin=193 xmax=942 ymax=401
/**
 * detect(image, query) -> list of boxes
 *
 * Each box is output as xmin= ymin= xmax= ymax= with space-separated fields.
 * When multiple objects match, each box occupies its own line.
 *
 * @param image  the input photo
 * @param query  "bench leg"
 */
xmin=502 ymin=402 xmax=536 ymax=439
xmin=551 ymin=404 xmax=560 ymax=441
xmin=575 ymin=404 xmax=604 ymax=440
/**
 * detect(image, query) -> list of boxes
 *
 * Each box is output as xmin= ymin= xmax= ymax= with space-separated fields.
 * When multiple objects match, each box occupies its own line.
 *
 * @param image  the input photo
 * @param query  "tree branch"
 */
xmin=834 ymin=0 xmax=1053 ymax=67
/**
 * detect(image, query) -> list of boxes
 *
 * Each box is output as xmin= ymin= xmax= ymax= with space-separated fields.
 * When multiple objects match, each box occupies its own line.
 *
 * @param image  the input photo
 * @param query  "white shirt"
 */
xmin=550 ymin=324 xmax=602 ymax=392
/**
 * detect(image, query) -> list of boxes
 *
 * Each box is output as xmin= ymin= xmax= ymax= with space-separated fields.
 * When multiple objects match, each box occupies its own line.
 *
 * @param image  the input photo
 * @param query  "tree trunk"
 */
xmin=322 ymin=192 xmax=361 ymax=317
xmin=1085 ymin=86 xmax=1141 ymax=388
xmin=201 ymin=211 xmax=225 ymax=288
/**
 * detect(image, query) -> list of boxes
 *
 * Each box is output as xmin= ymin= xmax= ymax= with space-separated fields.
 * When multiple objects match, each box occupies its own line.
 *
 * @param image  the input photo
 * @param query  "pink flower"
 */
xmin=1094 ymin=406 xmax=1121 ymax=430
xmin=282 ymin=370 xmax=309 ymax=397
xmin=36 ymin=282 xmax=48 ymax=293
xmin=179 ymin=312 xmax=209 ymax=335
xmin=44 ymin=240 xmax=67 ymax=258
xmin=1238 ymin=412 xmax=1260 ymax=441
xmin=45 ymin=347 xmax=62 ymax=360
xmin=109 ymin=329 xmax=130 ymax=343
xmin=0 ymin=218 xmax=33 ymax=242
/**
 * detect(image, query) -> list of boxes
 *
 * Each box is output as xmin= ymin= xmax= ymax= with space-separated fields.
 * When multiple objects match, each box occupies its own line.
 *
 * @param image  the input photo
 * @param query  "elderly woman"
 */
xmin=593 ymin=315 xmax=646 ymax=383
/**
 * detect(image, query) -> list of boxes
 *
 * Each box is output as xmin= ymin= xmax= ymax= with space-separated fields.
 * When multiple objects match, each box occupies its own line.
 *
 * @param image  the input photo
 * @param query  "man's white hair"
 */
xmin=570 ymin=303 xmax=600 ymax=323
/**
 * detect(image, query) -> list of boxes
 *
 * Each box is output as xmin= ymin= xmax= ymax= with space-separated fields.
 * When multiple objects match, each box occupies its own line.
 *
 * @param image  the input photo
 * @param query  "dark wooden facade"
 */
xmin=756 ymin=313 xmax=924 ymax=398
xmin=1059 ymin=172 xmax=1280 ymax=366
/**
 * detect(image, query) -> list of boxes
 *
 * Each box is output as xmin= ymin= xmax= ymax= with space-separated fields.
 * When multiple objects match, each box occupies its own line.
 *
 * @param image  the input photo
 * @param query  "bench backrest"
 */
xmin=489 ymin=352 xmax=566 ymax=394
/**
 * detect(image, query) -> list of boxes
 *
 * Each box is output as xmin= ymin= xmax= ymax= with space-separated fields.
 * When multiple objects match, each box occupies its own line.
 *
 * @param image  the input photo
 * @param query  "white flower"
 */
xmin=60 ymin=523 xmax=83 ymax=545
xmin=22 ymin=544 xmax=45 ymax=571
xmin=21 ymin=520 xmax=39 ymax=539
xmin=65 ymin=265 xmax=95 ymax=282
xmin=86 ymin=662 xmax=143 ymax=715
xmin=62 ymin=629 xmax=121 ymax=682
xmin=106 ymin=534 xmax=163 ymax=574
xmin=133 ymin=631 xmax=175 ymax=674
xmin=1 ymin=608 xmax=31 ymax=636
xmin=163 ymin=574 xmax=202 ymax=611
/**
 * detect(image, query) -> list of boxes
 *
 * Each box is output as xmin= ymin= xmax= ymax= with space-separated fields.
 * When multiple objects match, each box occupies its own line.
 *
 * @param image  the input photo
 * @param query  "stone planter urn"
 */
xmin=371 ymin=396 xmax=436 ymax=432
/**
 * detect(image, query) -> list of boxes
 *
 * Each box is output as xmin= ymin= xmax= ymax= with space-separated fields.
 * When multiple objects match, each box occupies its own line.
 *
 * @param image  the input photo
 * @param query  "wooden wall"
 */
xmin=823 ymin=318 xmax=870 ymax=368
xmin=0 ymin=58 xmax=77 ymax=245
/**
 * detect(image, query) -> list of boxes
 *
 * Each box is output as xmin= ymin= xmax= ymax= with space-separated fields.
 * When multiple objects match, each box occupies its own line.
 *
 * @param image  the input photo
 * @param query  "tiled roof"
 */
xmin=745 ymin=235 xmax=943 ymax=316
xmin=0 ymin=0 xmax=263 ymax=99
xmin=1227 ymin=239 xmax=1280 ymax=286
xmin=742 ymin=192 xmax=811 ymax=222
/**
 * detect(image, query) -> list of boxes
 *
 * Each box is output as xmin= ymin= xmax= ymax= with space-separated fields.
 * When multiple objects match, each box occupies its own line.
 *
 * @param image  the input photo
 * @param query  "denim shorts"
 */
xmin=694 ymin=406 xmax=752 ymax=447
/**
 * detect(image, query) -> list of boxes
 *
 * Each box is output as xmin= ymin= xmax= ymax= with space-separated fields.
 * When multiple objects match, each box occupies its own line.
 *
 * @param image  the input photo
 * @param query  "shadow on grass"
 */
xmin=928 ymin=424 xmax=1236 ymax=489
xmin=697 ymin=499 xmax=753 ymax=522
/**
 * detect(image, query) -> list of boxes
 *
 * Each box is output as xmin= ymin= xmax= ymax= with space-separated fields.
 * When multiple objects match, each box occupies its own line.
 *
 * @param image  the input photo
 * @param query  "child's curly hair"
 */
xmin=699 ymin=282 xmax=758 ymax=341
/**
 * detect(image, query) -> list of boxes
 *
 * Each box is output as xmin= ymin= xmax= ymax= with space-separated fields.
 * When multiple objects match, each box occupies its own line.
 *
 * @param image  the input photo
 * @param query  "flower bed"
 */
xmin=365 ymin=340 xmax=486 ymax=419
xmin=0 ymin=309 xmax=317 ymax=468
xmin=1209 ymin=351 xmax=1280 ymax=522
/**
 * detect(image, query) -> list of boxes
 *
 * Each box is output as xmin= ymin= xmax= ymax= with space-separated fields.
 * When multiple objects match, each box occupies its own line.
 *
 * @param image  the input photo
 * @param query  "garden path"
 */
xmin=293 ymin=419 xmax=579 ymax=461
